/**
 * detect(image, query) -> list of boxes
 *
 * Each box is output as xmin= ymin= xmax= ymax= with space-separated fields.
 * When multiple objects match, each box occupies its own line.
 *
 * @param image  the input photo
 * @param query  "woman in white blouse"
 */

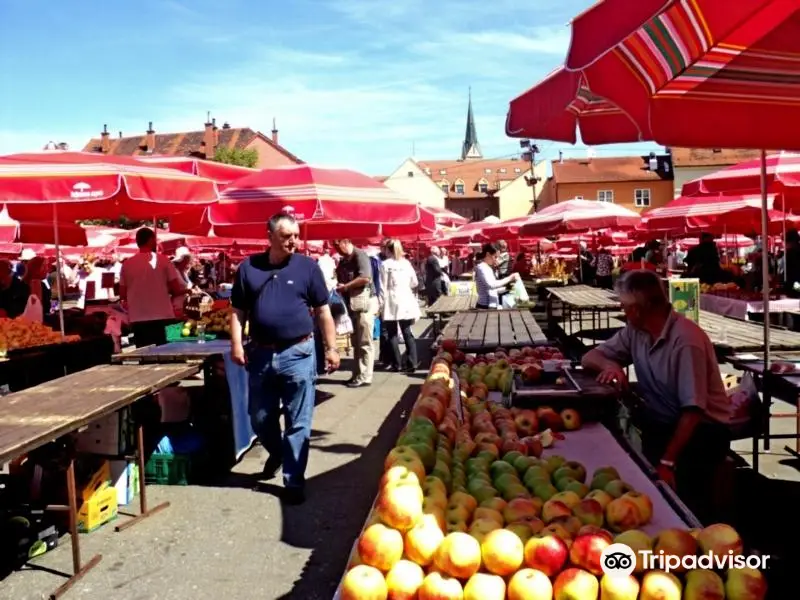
xmin=475 ymin=243 xmax=520 ymax=309
xmin=379 ymin=239 xmax=421 ymax=372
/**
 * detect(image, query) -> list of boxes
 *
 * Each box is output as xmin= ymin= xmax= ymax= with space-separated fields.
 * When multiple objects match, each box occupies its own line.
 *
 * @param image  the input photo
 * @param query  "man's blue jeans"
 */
xmin=247 ymin=338 xmax=316 ymax=489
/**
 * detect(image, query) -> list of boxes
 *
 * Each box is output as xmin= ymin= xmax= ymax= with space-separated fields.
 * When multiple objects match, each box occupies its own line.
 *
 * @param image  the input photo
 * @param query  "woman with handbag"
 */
xmin=379 ymin=240 xmax=420 ymax=373
xmin=474 ymin=243 xmax=520 ymax=310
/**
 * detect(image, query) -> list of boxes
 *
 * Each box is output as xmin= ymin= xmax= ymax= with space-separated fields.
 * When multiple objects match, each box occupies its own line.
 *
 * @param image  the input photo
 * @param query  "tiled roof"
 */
xmin=552 ymin=156 xmax=666 ymax=184
xmin=373 ymin=175 xmax=388 ymax=182
xmin=416 ymin=158 xmax=527 ymax=198
xmin=669 ymin=147 xmax=766 ymax=168
xmin=83 ymin=127 xmax=301 ymax=163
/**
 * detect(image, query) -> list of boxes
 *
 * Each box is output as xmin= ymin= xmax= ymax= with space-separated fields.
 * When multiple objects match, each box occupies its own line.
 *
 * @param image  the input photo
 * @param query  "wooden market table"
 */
xmin=546 ymin=285 xmax=621 ymax=336
xmin=438 ymin=309 xmax=548 ymax=352
xmin=425 ymin=295 xmax=477 ymax=335
xmin=699 ymin=311 xmax=800 ymax=354
xmin=726 ymin=352 xmax=800 ymax=474
xmin=0 ymin=363 xmax=196 ymax=599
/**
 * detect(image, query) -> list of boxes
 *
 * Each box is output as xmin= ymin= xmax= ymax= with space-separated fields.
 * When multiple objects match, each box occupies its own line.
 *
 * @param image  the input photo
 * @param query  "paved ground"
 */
xmin=0 ymin=325 xmax=432 ymax=600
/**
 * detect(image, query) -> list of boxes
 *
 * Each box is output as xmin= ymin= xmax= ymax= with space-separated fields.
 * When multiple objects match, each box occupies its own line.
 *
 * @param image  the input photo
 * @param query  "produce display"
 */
xmin=700 ymin=282 xmax=765 ymax=301
xmin=529 ymin=258 xmax=569 ymax=282
xmin=338 ymin=353 xmax=768 ymax=599
xmin=180 ymin=306 xmax=239 ymax=337
xmin=0 ymin=317 xmax=80 ymax=351
xmin=440 ymin=342 xmax=567 ymax=395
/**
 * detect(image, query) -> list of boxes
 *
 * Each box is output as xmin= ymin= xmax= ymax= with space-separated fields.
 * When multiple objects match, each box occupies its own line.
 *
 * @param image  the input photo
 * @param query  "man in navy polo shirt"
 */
xmin=230 ymin=212 xmax=339 ymax=505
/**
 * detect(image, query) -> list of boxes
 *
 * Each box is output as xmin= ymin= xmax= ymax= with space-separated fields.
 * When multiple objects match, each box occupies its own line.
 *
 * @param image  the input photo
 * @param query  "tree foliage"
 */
xmin=214 ymin=146 xmax=259 ymax=168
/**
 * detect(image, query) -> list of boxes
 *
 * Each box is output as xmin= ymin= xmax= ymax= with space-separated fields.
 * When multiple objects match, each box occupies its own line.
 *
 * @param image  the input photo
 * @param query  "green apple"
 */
xmin=503 ymin=483 xmax=531 ymax=501
xmin=564 ymin=481 xmax=590 ymax=498
xmin=490 ymin=461 xmax=517 ymax=479
xmin=503 ymin=451 xmax=525 ymax=465
xmin=605 ymin=480 xmax=635 ymax=499
xmin=532 ymin=482 xmax=559 ymax=501
xmin=514 ymin=456 xmax=537 ymax=475
xmin=544 ymin=455 xmax=567 ymax=474
xmin=590 ymin=473 xmax=617 ymax=491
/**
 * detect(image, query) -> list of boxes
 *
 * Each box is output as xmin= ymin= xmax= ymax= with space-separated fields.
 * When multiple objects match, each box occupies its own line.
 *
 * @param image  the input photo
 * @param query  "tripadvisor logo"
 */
xmin=601 ymin=544 xmax=769 ymax=576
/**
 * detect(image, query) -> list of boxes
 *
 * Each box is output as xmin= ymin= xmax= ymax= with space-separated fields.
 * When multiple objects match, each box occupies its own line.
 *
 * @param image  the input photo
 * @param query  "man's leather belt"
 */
xmin=251 ymin=333 xmax=312 ymax=352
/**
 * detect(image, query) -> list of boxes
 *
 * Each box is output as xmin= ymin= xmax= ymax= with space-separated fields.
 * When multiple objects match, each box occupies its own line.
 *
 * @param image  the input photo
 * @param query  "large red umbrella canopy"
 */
xmin=0 ymin=209 xmax=88 ymax=246
xmin=0 ymin=152 xmax=219 ymax=220
xmin=135 ymin=156 xmax=258 ymax=188
xmin=441 ymin=216 xmax=500 ymax=245
xmin=682 ymin=153 xmax=800 ymax=210
xmin=641 ymin=193 xmax=777 ymax=233
xmin=517 ymin=199 xmax=641 ymax=237
xmin=566 ymin=0 xmax=800 ymax=150
xmin=424 ymin=205 xmax=468 ymax=227
xmin=206 ymin=164 xmax=433 ymax=239
xmin=505 ymin=67 xmax=644 ymax=144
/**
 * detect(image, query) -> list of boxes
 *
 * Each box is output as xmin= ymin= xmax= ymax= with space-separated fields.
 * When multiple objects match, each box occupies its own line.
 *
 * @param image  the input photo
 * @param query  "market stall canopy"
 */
xmin=424 ymin=205 xmax=469 ymax=227
xmin=176 ymin=164 xmax=434 ymax=239
xmin=564 ymin=0 xmax=800 ymax=150
xmin=517 ymin=199 xmax=641 ymax=237
xmin=682 ymin=153 xmax=800 ymax=211
xmin=443 ymin=215 xmax=501 ymax=244
xmin=135 ymin=156 xmax=258 ymax=188
xmin=0 ymin=207 xmax=88 ymax=246
xmin=640 ymin=193 xmax=777 ymax=233
xmin=505 ymin=67 xmax=644 ymax=144
xmin=0 ymin=151 xmax=220 ymax=220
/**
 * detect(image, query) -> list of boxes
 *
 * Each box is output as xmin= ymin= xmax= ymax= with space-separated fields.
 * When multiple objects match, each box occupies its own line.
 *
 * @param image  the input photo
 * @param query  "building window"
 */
xmin=424 ymin=168 xmax=431 ymax=175
xmin=472 ymin=208 xmax=481 ymax=221
xmin=499 ymin=168 xmax=507 ymax=174
xmin=635 ymin=188 xmax=651 ymax=207
xmin=514 ymin=167 xmax=522 ymax=173
xmin=439 ymin=169 xmax=447 ymax=175
xmin=455 ymin=183 xmax=465 ymax=195
xmin=598 ymin=190 xmax=614 ymax=203
xmin=440 ymin=180 xmax=449 ymax=193
xmin=407 ymin=171 xmax=414 ymax=177
xmin=484 ymin=168 xmax=492 ymax=174
xmin=478 ymin=178 xmax=488 ymax=193
xmin=574 ymin=196 xmax=584 ymax=200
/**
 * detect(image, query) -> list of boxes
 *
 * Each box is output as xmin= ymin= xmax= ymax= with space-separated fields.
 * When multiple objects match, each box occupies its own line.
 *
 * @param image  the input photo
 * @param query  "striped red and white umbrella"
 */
xmin=641 ymin=193 xmax=777 ymax=233
xmin=0 ymin=151 xmax=219 ymax=221
xmin=517 ymin=199 xmax=641 ymax=237
xmin=682 ymin=153 xmax=800 ymax=204
xmin=206 ymin=164 xmax=434 ymax=239
xmin=135 ymin=156 xmax=258 ymax=188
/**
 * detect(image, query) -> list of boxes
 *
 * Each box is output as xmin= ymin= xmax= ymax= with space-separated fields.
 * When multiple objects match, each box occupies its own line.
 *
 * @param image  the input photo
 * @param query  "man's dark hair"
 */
xmin=268 ymin=212 xmax=297 ymax=235
xmin=136 ymin=227 xmax=155 ymax=248
xmin=481 ymin=243 xmax=499 ymax=256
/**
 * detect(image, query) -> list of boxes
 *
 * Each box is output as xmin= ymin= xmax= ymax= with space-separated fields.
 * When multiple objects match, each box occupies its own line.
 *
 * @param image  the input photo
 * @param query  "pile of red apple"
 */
xmin=339 ymin=356 xmax=767 ymax=600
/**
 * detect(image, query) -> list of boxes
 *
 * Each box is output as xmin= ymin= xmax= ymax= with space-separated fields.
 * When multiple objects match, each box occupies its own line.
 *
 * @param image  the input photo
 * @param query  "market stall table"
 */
xmin=0 ymin=363 xmax=196 ymax=599
xmin=726 ymin=352 xmax=800 ymax=474
xmin=426 ymin=295 xmax=477 ymax=335
xmin=700 ymin=311 xmax=800 ymax=354
xmin=700 ymin=294 xmax=800 ymax=321
xmin=438 ymin=309 xmax=547 ymax=352
xmin=546 ymin=285 xmax=620 ymax=337
xmin=113 ymin=340 xmax=256 ymax=461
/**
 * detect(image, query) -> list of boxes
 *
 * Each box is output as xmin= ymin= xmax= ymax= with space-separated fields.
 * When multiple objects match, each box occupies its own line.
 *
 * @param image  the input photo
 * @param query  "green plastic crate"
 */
xmin=165 ymin=323 xmax=218 ymax=343
xmin=144 ymin=453 xmax=192 ymax=485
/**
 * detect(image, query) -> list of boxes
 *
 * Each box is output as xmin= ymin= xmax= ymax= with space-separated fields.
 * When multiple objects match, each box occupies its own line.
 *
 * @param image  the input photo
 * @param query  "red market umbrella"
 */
xmin=135 ymin=156 xmax=258 ymax=188
xmin=682 ymin=153 xmax=800 ymax=208
xmin=517 ymin=199 xmax=641 ymax=237
xmin=0 ymin=210 xmax=88 ymax=246
xmin=505 ymin=67 xmax=644 ymax=144
xmin=442 ymin=216 xmax=501 ymax=245
xmin=0 ymin=151 xmax=219 ymax=220
xmin=641 ymin=193 xmax=777 ymax=233
xmin=425 ymin=206 xmax=468 ymax=227
xmin=566 ymin=0 xmax=800 ymax=150
xmin=186 ymin=164 xmax=433 ymax=239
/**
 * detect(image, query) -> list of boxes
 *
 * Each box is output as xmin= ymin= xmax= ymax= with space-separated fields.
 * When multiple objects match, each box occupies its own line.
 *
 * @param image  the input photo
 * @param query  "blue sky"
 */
xmin=0 ymin=0 xmax=659 ymax=175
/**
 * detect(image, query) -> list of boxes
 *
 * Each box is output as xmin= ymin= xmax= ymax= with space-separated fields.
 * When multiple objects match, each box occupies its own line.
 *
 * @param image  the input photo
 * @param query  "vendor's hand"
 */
xmin=336 ymin=283 xmax=347 ymax=294
xmin=657 ymin=464 xmax=676 ymax=489
xmin=596 ymin=366 xmax=629 ymax=390
xmin=231 ymin=343 xmax=247 ymax=366
xmin=325 ymin=348 xmax=340 ymax=372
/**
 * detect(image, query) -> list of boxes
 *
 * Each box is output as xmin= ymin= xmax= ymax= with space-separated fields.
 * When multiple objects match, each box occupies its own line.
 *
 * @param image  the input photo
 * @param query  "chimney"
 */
xmin=204 ymin=117 xmax=215 ymax=159
xmin=222 ymin=121 xmax=231 ymax=130
xmin=212 ymin=117 xmax=219 ymax=146
xmin=558 ymin=150 xmax=563 ymax=164
xmin=100 ymin=124 xmax=110 ymax=153
xmin=271 ymin=117 xmax=279 ymax=145
xmin=118 ymin=131 xmax=123 ymax=139
xmin=145 ymin=121 xmax=155 ymax=153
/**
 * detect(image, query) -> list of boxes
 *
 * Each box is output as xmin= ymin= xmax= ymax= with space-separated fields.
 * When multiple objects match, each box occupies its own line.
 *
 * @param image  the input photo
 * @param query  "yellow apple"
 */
xmin=385 ymin=559 xmax=424 ymax=600
xmin=340 ymin=565 xmax=388 ymax=600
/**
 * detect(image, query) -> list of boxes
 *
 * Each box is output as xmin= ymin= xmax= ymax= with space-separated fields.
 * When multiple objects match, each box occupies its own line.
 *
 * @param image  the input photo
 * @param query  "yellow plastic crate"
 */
xmin=77 ymin=486 xmax=118 ymax=533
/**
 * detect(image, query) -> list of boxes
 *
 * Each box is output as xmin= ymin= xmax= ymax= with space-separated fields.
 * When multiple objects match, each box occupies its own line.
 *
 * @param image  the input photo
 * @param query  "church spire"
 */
xmin=461 ymin=88 xmax=482 ymax=160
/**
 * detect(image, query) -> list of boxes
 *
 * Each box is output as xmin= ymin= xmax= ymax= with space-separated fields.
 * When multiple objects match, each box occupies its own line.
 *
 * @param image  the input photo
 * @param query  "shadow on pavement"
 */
xmin=274 ymin=383 xmax=420 ymax=600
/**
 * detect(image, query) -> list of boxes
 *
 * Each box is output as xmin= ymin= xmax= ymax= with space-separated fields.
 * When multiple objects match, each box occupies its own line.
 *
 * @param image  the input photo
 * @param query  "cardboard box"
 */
xmin=74 ymin=407 xmax=134 ymax=456
xmin=77 ymin=486 xmax=118 ymax=533
xmin=110 ymin=460 xmax=139 ymax=506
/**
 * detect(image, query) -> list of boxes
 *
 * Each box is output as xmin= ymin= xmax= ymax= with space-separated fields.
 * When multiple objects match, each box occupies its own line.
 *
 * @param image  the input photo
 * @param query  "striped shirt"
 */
xmin=475 ymin=262 xmax=502 ymax=308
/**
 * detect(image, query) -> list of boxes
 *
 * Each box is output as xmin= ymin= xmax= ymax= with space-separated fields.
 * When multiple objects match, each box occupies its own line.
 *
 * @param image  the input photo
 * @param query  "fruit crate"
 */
xmin=144 ymin=453 xmax=192 ymax=486
xmin=164 ymin=323 xmax=218 ymax=343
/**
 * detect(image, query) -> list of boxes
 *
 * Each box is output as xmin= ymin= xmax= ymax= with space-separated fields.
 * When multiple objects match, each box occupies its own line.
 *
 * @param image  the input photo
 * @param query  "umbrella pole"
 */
xmin=783 ymin=208 xmax=788 ymax=283
xmin=52 ymin=205 xmax=65 ymax=336
xmin=760 ymin=150 xmax=771 ymax=370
